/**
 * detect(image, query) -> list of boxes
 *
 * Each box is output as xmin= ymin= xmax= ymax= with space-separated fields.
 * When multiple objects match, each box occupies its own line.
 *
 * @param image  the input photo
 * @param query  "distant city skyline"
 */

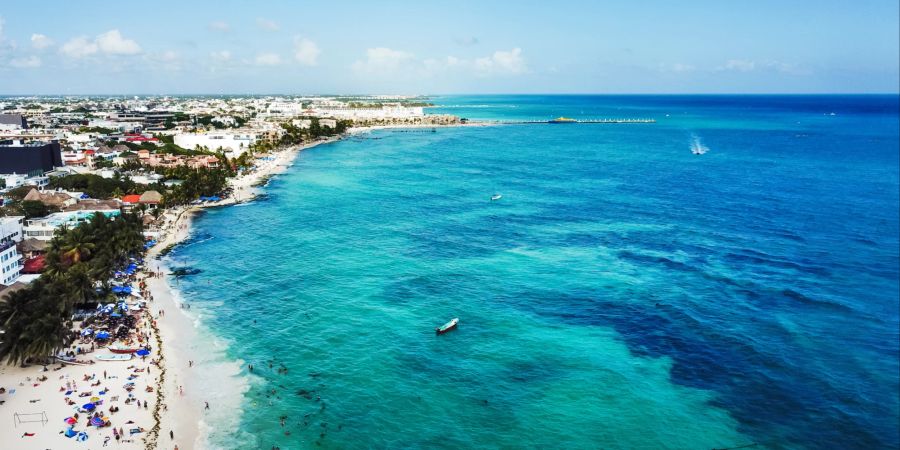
xmin=0 ymin=0 xmax=898 ymax=94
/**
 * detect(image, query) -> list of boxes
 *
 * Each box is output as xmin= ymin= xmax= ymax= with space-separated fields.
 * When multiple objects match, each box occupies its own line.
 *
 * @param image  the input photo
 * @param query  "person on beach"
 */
xmin=170 ymin=430 xmax=174 ymax=440
xmin=205 ymin=401 xmax=210 ymax=410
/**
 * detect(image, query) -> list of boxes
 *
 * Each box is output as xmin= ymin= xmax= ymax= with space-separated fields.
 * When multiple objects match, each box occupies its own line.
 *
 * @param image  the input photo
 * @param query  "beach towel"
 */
xmin=21 ymin=433 xmax=35 ymax=437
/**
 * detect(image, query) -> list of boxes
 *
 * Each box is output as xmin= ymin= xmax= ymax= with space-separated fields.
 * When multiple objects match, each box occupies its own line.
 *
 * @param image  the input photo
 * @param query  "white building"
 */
xmin=23 ymin=210 xmax=120 ymax=241
xmin=0 ymin=216 xmax=24 ymax=285
xmin=173 ymin=132 xmax=256 ymax=157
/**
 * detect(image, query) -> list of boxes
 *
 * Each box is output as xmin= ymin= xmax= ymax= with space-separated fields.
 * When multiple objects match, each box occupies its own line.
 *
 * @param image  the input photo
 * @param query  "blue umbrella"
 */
xmin=111 ymin=286 xmax=123 ymax=293
xmin=95 ymin=331 xmax=110 ymax=340
xmin=110 ymin=313 xmax=122 ymax=318
xmin=81 ymin=328 xmax=93 ymax=336
xmin=135 ymin=349 xmax=150 ymax=356
xmin=82 ymin=403 xmax=95 ymax=411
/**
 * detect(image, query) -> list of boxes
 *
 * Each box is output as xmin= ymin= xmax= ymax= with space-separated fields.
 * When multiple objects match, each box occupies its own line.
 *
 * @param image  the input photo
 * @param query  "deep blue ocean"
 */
xmin=168 ymin=95 xmax=899 ymax=449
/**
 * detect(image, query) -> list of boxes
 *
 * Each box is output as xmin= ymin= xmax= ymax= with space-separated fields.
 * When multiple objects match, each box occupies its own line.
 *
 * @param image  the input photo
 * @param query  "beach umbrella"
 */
xmin=81 ymin=328 xmax=93 ymax=336
xmin=90 ymin=396 xmax=99 ymax=402
xmin=110 ymin=313 xmax=122 ymax=318
xmin=95 ymin=331 xmax=110 ymax=340
xmin=90 ymin=416 xmax=104 ymax=427
xmin=82 ymin=403 xmax=95 ymax=411
xmin=135 ymin=349 xmax=150 ymax=356
xmin=65 ymin=417 xmax=77 ymax=425
xmin=112 ymin=286 xmax=123 ymax=293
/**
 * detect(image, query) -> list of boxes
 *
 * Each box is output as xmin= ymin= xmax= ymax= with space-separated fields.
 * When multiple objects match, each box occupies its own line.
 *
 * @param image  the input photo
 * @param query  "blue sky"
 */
xmin=0 ymin=0 xmax=897 ymax=94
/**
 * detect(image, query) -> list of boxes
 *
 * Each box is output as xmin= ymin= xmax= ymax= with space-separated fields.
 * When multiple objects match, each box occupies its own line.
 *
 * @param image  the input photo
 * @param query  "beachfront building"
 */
xmin=0 ymin=216 xmax=25 ymax=285
xmin=23 ymin=209 xmax=121 ymax=241
xmin=173 ymin=131 xmax=256 ymax=157
xmin=139 ymin=190 xmax=162 ymax=209
xmin=308 ymin=104 xmax=425 ymax=120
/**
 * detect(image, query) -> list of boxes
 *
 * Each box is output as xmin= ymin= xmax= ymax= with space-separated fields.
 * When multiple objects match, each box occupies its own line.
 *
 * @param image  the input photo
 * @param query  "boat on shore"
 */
xmin=549 ymin=117 xmax=577 ymax=124
xmin=108 ymin=344 xmax=139 ymax=354
xmin=436 ymin=318 xmax=459 ymax=334
xmin=56 ymin=356 xmax=93 ymax=366
xmin=96 ymin=353 xmax=132 ymax=361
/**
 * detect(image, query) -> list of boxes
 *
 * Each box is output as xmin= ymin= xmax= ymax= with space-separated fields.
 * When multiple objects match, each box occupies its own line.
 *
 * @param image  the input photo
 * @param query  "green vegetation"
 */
xmin=21 ymin=200 xmax=52 ymax=219
xmin=0 ymin=213 xmax=144 ymax=365
xmin=48 ymin=174 xmax=139 ymax=199
xmin=78 ymin=126 xmax=117 ymax=135
xmin=161 ymin=166 xmax=231 ymax=206
xmin=279 ymin=117 xmax=350 ymax=147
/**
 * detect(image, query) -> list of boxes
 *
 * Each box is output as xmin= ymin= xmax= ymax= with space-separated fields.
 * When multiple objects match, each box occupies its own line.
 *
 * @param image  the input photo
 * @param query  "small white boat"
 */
xmin=491 ymin=194 xmax=502 ymax=201
xmin=95 ymin=353 xmax=132 ymax=361
xmin=436 ymin=318 xmax=459 ymax=335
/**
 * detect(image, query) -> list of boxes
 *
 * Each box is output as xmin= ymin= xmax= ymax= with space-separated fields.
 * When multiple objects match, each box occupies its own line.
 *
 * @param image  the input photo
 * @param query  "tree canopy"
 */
xmin=0 ymin=212 xmax=145 ymax=365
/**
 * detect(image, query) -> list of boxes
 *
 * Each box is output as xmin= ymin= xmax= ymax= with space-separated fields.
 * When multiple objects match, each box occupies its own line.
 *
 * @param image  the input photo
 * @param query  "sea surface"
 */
xmin=167 ymin=95 xmax=899 ymax=449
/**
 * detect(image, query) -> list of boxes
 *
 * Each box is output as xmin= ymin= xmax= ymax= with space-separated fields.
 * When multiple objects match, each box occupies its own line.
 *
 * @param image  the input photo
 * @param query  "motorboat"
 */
xmin=436 ymin=318 xmax=459 ymax=335
xmin=491 ymin=194 xmax=502 ymax=201
xmin=108 ymin=344 xmax=139 ymax=354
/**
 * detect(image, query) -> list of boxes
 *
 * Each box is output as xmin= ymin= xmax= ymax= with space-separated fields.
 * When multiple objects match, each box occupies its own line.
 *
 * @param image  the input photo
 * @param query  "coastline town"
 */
xmin=0 ymin=96 xmax=460 ymax=449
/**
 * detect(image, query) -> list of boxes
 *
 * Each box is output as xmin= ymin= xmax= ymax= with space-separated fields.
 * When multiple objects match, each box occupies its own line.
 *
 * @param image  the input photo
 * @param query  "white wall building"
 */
xmin=0 ymin=216 xmax=24 ymax=285
xmin=24 ymin=210 xmax=120 ymax=241
xmin=173 ymin=132 xmax=256 ymax=157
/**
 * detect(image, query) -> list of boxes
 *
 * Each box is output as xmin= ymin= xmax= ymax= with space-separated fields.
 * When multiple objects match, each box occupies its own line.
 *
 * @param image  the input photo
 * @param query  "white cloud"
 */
xmin=352 ymin=47 xmax=415 ymax=73
xmin=658 ymin=62 xmax=696 ymax=73
xmin=60 ymin=36 xmax=98 ymax=58
xmin=30 ymin=33 xmax=53 ymax=50
xmin=10 ymin=55 xmax=41 ymax=68
xmin=210 ymin=50 xmax=231 ymax=62
xmin=293 ymin=37 xmax=320 ymax=66
xmin=158 ymin=50 xmax=179 ymax=62
xmin=256 ymin=18 xmax=279 ymax=31
xmin=721 ymin=59 xmax=756 ymax=72
xmin=96 ymin=30 xmax=141 ymax=55
xmin=717 ymin=59 xmax=807 ymax=75
xmin=355 ymin=47 xmax=529 ymax=79
xmin=209 ymin=21 xmax=230 ymax=32
xmin=60 ymin=30 xmax=141 ymax=58
xmin=474 ymin=48 xmax=526 ymax=75
xmin=255 ymin=53 xmax=282 ymax=66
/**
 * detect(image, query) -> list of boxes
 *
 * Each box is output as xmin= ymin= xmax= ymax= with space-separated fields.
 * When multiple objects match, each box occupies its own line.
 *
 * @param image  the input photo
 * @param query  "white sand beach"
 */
xmin=0 ymin=127 xmax=468 ymax=449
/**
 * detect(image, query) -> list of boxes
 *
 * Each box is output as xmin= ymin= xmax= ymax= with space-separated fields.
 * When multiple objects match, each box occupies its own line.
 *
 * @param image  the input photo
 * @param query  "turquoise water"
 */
xmin=169 ymin=96 xmax=899 ymax=449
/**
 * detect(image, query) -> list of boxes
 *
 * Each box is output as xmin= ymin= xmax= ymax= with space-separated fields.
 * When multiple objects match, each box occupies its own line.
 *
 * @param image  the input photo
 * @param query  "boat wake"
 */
xmin=690 ymin=134 xmax=709 ymax=155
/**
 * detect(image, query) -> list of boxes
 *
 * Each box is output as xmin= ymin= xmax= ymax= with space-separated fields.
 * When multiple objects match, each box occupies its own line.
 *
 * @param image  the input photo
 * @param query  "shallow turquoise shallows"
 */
xmin=168 ymin=95 xmax=899 ymax=449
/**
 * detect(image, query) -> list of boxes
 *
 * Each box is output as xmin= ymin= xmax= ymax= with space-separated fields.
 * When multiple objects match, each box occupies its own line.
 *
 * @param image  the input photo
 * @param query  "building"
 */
xmin=121 ymin=194 xmax=142 ymax=213
xmin=0 ymin=216 xmax=25 ymax=285
xmin=139 ymin=190 xmax=163 ymax=208
xmin=0 ymin=141 xmax=63 ymax=174
xmin=23 ymin=209 xmax=121 ymax=241
xmin=173 ymin=132 xmax=255 ymax=157
xmin=23 ymin=188 xmax=77 ymax=209
xmin=0 ymin=114 xmax=28 ymax=130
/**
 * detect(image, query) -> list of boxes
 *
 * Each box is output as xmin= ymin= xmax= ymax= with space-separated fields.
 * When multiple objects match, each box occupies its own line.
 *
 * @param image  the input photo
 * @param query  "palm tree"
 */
xmin=61 ymin=228 xmax=95 ymax=264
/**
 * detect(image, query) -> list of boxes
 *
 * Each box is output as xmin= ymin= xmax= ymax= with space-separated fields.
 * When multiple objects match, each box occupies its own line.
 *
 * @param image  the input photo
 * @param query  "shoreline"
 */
xmin=139 ymin=123 xmax=476 ymax=448
xmin=144 ymin=136 xmax=339 ymax=449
